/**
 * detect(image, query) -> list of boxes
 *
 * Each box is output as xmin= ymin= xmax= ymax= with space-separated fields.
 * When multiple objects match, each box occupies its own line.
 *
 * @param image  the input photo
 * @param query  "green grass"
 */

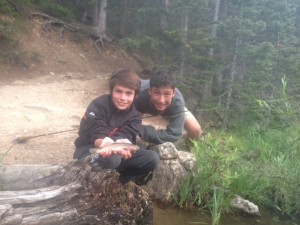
xmin=174 ymin=124 xmax=300 ymax=224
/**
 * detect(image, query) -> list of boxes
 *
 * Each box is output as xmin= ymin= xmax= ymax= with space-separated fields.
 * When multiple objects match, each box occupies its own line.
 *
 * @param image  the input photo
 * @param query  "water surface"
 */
xmin=153 ymin=205 xmax=298 ymax=225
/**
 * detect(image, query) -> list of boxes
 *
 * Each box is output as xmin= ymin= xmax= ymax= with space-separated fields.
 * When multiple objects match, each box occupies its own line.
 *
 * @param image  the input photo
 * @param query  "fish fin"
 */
xmin=89 ymin=148 xmax=98 ymax=154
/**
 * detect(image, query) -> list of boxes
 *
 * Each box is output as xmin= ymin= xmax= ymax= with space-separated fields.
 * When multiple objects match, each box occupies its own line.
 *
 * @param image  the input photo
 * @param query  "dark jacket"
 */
xmin=75 ymin=94 xmax=142 ymax=148
xmin=134 ymin=80 xmax=185 ymax=144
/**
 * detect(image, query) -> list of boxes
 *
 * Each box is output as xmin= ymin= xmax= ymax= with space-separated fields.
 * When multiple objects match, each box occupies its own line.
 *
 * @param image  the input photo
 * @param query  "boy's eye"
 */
xmin=153 ymin=91 xmax=172 ymax=97
xmin=125 ymin=91 xmax=134 ymax=96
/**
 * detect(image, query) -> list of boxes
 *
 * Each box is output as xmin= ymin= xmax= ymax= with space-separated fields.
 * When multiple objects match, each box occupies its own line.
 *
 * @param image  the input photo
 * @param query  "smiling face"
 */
xmin=112 ymin=84 xmax=135 ymax=110
xmin=148 ymin=86 xmax=175 ymax=113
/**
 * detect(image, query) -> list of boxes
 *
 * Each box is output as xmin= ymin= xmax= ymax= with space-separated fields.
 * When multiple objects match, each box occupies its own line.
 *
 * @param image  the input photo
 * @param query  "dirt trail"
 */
xmin=0 ymin=73 xmax=109 ymax=164
xmin=0 ymin=18 xmax=146 ymax=165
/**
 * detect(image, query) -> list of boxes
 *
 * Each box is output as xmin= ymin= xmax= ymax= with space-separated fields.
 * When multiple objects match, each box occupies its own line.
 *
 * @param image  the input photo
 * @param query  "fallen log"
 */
xmin=0 ymin=158 xmax=153 ymax=225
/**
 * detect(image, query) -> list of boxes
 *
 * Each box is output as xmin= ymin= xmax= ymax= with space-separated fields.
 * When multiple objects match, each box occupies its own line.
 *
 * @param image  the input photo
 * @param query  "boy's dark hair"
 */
xmin=109 ymin=69 xmax=141 ymax=95
xmin=150 ymin=70 xmax=176 ymax=89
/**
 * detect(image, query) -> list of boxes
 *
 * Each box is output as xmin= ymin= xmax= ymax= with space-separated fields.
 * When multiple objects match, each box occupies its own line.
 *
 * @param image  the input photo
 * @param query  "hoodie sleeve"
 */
xmin=110 ymin=111 xmax=142 ymax=143
xmin=78 ymin=96 xmax=111 ymax=144
xmin=140 ymin=112 xmax=185 ymax=144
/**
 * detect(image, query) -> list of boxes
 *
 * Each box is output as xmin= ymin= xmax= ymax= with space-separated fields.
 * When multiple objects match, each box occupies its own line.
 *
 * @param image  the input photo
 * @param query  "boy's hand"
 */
xmin=94 ymin=137 xmax=115 ymax=148
xmin=115 ymin=139 xmax=132 ymax=144
xmin=100 ymin=137 xmax=115 ymax=147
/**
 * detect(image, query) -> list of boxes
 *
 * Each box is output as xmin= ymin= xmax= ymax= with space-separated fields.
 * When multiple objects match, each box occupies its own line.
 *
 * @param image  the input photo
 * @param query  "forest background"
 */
xmin=0 ymin=0 xmax=300 ymax=224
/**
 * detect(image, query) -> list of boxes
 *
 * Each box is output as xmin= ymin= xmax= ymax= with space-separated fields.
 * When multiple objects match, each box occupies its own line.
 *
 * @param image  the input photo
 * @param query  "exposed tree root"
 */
xmin=29 ymin=12 xmax=114 ymax=52
xmin=30 ymin=12 xmax=80 ymax=38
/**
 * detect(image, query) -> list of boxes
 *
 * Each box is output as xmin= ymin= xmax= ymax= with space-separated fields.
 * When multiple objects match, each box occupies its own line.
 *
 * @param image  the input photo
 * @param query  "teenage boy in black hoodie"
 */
xmin=73 ymin=69 xmax=159 ymax=184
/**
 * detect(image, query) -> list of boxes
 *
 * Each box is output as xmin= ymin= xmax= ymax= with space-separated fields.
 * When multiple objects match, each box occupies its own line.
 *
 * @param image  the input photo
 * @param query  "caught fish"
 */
xmin=89 ymin=143 xmax=140 ymax=164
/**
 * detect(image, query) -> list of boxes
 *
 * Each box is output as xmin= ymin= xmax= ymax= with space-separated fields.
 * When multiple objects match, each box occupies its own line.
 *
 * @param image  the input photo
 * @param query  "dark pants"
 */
xmin=73 ymin=145 xmax=160 ymax=184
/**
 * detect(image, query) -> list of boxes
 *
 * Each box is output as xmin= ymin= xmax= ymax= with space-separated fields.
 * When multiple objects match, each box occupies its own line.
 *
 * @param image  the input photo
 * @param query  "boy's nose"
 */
xmin=158 ymin=95 xmax=165 ymax=102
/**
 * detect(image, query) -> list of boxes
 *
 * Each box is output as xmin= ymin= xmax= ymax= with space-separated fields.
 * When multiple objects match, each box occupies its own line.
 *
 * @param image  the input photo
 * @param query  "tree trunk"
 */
xmin=96 ymin=0 xmax=107 ymax=36
xmin=160 ymin=0 xmax=169 ymax=30
xmin=223 ymin=38 xmax=240 ymax=128
xmin=0 ymin=159 xmax=153 ymax=225
xmin=179 ymin=12 xmax=188 ymax=79
xmin=209 ymin=0 xmax=220 ymax=56
xmin=120 ymin=0 xmax=129 ymax=38
xmin=92 ymin=1 xmax=98 ymax=27
xmin=203 ymin=0 xmax=221 ymax=105
xmin=222 ymin=0 xmax=242 ymax=128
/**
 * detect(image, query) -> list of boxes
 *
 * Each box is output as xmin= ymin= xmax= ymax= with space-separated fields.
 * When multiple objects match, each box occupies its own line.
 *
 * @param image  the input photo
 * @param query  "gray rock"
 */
xmin=145 ymin=142 xmax=260 ymax=217
xmin=145 ymin=142 xmax=194 ymax=204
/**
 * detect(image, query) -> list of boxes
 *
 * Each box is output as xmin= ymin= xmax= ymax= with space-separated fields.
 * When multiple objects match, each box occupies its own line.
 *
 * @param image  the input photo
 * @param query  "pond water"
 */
xmin=153 ymin=205 xmax=299 ymax=225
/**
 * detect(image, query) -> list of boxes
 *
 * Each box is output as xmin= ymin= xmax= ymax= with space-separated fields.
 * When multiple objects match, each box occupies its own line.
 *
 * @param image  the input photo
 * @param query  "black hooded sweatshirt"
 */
xmin=74 ymin=94 xmax=142 ymax=148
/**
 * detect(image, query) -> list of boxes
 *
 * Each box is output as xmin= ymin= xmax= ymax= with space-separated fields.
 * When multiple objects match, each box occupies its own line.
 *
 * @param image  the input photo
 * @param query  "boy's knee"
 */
xmin=152 ymin=150 xmax=160 ymax=165
xmin=101 ymin=155 xmax=122 ymax=169
xmin=148 ymin=150 xmax=160 ymax=169
xmin=186 ymin=124 xmax=202 ymax=140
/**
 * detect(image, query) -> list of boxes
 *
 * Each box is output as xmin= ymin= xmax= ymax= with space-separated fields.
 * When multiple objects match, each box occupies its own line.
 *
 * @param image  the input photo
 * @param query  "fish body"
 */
xmin=89 ymin=143 xmax=140 ymax=156
xmin=89 ymin=143 xmax=140 ymax=164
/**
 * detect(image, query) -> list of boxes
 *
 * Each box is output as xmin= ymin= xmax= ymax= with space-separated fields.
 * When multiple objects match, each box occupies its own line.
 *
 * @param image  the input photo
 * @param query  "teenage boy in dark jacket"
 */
xmin=73 ymin=69 xmax=159 ymax=184
xmin=135 ymin=70 xmax=202 ymax=145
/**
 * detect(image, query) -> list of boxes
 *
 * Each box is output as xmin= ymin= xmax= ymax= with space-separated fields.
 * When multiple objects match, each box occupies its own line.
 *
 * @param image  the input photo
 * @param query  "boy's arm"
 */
xmin=78 ymin=99 xmax=110 ymax=144
xmin=111 ymin=112 xmax=142 ymax=143
xmin=140 ymin=113 xmax=185 ymax=144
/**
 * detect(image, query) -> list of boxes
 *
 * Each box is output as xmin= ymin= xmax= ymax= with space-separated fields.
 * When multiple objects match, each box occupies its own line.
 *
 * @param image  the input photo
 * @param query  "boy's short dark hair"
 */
xmin=109 ymin=69 xmax=141 ymax=95
xmin=150 ymin=70 xmax=176 ymax=89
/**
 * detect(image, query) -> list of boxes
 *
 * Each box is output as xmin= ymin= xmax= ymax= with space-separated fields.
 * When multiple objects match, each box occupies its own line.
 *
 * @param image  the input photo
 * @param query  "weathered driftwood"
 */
xmin=0 ymin=158 xmax=153 ymax=225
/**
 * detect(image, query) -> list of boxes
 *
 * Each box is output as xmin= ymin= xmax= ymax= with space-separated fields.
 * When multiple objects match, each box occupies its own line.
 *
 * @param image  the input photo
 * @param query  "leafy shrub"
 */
xmin=120 ymin=38 xmax=141 ymax=51
xmin=40 ymin=2 xmax=75 ymax=20
xmin=175 ymin=127 xmax=300 ymax=224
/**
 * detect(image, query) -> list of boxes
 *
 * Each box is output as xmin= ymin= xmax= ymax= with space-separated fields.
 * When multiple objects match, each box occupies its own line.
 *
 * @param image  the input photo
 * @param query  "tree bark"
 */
xmin=160 ymin=0 xmax=169 ymax=30
xmin=96 ymin=0 xmax=107 ymax=36
xmin=223 ymin=37 xmax=240 ymax=128
xmin=0 ymin=159 xmax=153 ymax=225
xmin=203 ymin=0 xmax=221 ymax=105
xmin=179 ymin=11 xmax=188 ymax=79
xmin=209 ymin=0 xmax=220 ymax=56
xmin=120 ymin=0 xmax=129 ymax=38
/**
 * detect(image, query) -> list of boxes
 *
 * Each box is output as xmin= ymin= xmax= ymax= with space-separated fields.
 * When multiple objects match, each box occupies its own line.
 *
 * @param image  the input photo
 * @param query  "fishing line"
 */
xmin=0 ymin=128 xmax=78 ymax=162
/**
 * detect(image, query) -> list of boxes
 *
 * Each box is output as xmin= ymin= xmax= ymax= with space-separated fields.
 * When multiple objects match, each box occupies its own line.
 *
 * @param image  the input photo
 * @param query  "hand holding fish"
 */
xmin=99 ymin=137 xmax=115 ymax=147
xmin=115 ymin=139 xmax=132 ymax=144
xmin=89 ymin=143 xmax=140 ymax=163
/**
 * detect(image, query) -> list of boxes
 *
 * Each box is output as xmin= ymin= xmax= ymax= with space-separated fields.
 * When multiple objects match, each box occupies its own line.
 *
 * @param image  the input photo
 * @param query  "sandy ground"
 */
xmin=0 ymin=18 xmax=157 ymax=165
xmin=0 ymin=72 xmax=110 ymax=164
xmin=0 ymin=18 xmax=169 ymax=165
xmin=0 ymin=71 xmax=168 ymax=165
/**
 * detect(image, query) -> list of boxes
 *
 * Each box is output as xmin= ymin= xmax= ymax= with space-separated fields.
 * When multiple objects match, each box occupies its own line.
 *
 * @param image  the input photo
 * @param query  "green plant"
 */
xmin=120 ymin=38 xmax=141 ymax=52
xmin=254 ymin=77 xmax=299 ymax=129
xmin=210 ymin=188 xmax=224 ymax=225
xmin=175 ymin=125 xmax=300 ymax=224
xmin=40 ymin=2 xmax=75 ymax=20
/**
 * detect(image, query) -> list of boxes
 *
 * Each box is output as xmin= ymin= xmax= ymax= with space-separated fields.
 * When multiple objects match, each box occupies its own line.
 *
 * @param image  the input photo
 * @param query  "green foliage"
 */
xmin=210 ymin=188 xmax=224 ymax=225
xmin=0 ymin=0 xmax=12 ymax=14
xmin=39 ymin=2 xmax=75 ymax=20
xmin=254 ymin=77 xmax=300 ymax=129
xmin=236 ymin=124 xmax=300 ymax=217
xmin=175 ymin=133 xmax=243 ymax=210
xmin=0 ymin=15 xmax=22 ymax=65
xmin=175 ymin=126 xmax=300 ymax=223
xmin=120 ymin=36 xmax=162 ymax=57
xmin=120 ymin=38 xmax=141 ymax=51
